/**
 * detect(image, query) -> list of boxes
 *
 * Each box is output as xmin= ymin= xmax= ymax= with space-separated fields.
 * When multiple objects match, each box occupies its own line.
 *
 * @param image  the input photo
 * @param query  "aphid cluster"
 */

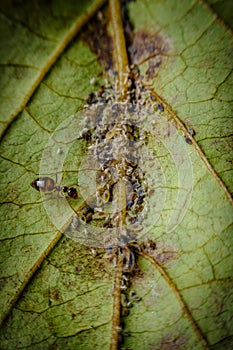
xmin=77 ymin=105 xmax=150 ymax=242
xmin=31 ymin=68 xmax=168 ymax=260
xmin=67 ymin=68 xmax=168 ymax=251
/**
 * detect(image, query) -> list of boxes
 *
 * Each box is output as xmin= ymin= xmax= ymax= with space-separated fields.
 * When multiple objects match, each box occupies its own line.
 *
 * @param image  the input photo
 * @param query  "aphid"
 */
xmin=100 ymin=188 xmax=111 ymax=203
xmin=57 ymin=147 xmax=63 ymax=155
xmin=122 ymin=274 xmax=129 ymax=287
xmin=121 ymin=308 xmax=129 ymax=317
xmin=103 ymin=217 xmax=112 ymax=228
xmin=97 ymin=85 xmax=105 ymax=97
xmin=187 ymin=127 xmax=195 ymax=136
xmin=132 ymin=182 xmax=140 ymax=189
xmin=90 ymin=77 xmax=96 ymax=85
xmin=137 ymin=189 xmax=144 ymax=196
xmin=120 ymin=284 xmax=127 ymax=291
xmin=148 ymin=239 xmax=156 ymax=250
xmin=80 ymin=206 xmax=94 ymax=223
xmin=136 ymin=195 xmax=144 ymax=205
xmin=129 ymin=290 xmax=141 ymax=302
xmin=122 ymin=246 xmax=135 ymax=272
xmin=184 ymin=137 xmax=192 ymax=144
xmin=31 ymin=177 xmax=78 ymax=199
xmin=80 ymin=128 xmax=92 ymax=142
xmin=126 ymin=200 xmax=134 ymax=210
xmin=86 ymin=92 xmax=96 ymax=104
xmin=157 ymin=103 xmax=164 ymax=111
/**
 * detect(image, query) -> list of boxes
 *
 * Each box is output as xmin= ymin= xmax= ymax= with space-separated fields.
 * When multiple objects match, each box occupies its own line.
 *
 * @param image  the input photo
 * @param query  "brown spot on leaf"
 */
xmin=131 ymin=30 xmax=171 ymax=80
xmin=159 ymin=334 xmax=187 ymax=350
xmin=81 ymin=8 xmax=113 ymax=72
xmin=155 ymin=250 xmax=178 ymax=265
xmin=48 ymin=237 xmax=113 ymax=280
xmin=144 ymin=241 xmax=178 ymax=265
xmin=50 ymin=289 xmax=63 ymax=304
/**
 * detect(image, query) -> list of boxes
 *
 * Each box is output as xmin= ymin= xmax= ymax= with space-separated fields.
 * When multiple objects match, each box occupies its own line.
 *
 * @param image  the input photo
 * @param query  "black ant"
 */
xmin=31 ymin=177 xmax=78 ymax=199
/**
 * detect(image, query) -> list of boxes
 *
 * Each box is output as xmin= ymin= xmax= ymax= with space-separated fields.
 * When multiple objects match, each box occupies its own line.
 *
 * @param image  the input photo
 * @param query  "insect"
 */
xmin=31 ymin=177 xmax=78 ymax=199
xmin=184 ymin=137 xmax=192 ymax=144
xmin=157 ymin=103 xmax=164 ymax=111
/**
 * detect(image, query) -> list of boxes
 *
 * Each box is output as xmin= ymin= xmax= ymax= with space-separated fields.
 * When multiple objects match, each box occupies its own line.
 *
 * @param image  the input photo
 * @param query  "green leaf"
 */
xmin=0 ymin=0 xmax=106 ymax=135
xmin=0 ymin=1 xmax=232 ymax=349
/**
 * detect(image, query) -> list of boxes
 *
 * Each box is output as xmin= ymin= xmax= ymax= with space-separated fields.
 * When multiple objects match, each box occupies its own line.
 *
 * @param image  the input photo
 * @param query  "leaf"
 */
xmin=0 ymin=1 xmax=233 ymax=350
xmin=0 ymin=0 xmax=106 ymax=135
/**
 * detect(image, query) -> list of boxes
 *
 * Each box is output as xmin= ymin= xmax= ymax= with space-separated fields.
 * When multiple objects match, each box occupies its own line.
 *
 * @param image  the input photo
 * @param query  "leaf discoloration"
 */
xmin=131 ymin=30 xmax=171 ymax=79
xmin=81 ymin=7 xmax=113 ymax=72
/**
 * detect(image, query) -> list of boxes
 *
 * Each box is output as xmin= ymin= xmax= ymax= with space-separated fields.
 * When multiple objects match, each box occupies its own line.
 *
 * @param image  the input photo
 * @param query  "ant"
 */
xmin=31 ymin=177 xmax=78 ymax=199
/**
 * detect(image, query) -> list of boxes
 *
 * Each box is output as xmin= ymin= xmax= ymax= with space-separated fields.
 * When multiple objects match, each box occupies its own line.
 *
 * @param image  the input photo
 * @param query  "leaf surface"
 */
xmin=0 ymin=1 xmax=232 ymax=349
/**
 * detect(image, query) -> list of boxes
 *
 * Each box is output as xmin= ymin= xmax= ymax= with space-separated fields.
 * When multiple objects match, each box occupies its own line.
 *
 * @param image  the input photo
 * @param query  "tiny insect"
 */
xmin=31 ymin=177 xmax=78 ymax=199
xmin=184 ymin=137 xmax=192 ymax=144
xmin=157 ymin=103 xmax=164 ymax=111
xmin=187 ymin=127 xmax=195 ymax=136
xmin=97 ymin=85 xmax=105 ymax=97
xmin=86 ymin=92 xmax=96 ymax=104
